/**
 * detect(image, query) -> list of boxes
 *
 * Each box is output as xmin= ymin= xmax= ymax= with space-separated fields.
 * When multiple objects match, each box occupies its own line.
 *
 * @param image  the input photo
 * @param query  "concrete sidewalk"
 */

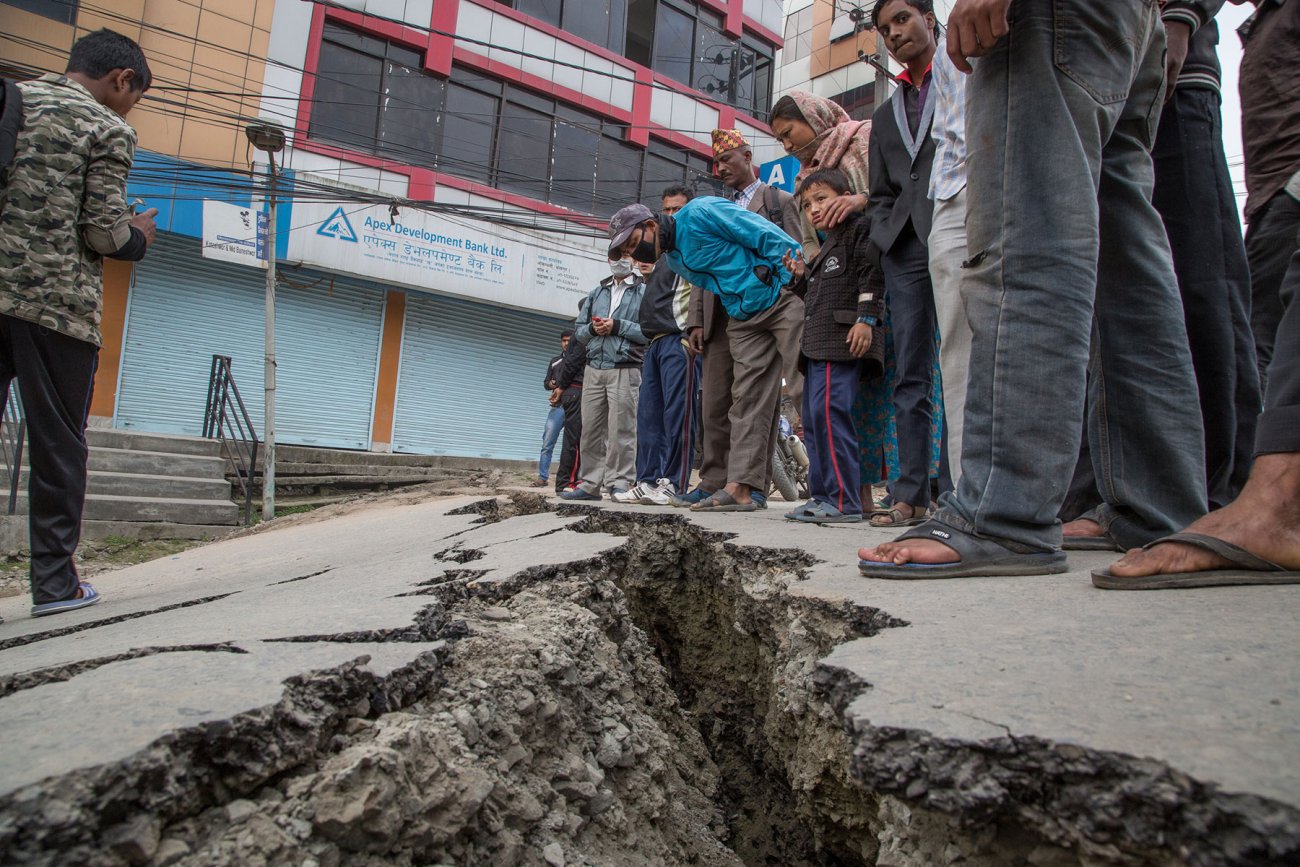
xmin=0 ymin=492 xmax=1296 ymax=866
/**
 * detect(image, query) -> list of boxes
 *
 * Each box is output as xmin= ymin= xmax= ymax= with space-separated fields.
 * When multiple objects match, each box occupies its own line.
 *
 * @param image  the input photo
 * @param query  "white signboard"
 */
xmin=287 ymin=201 xmax=608 ymax=318
xmin=201 ymin=200 xmax=267 ymax=269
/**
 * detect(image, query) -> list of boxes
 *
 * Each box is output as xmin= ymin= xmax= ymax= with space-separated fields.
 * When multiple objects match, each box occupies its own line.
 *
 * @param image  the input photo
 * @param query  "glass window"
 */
xmin=379 ymin=58 xmax=442 ymax=167
xmin=311 ymin=39 xmax=383 ymax=153
xmin=440 ymin=81 xmax=498 ymax=184
xmin=551 ymin=108 xmax=600 ymax=212
xmin=563 ymin=2 xmax=611 ymax=50
xmin=595 ymin=134 xmax=643 ymax=217
xmin=515 ymin=0 xmax=562 ymax=27
xmin=652 ymin=3 xmax=695 ymax=88
xmin=2 ymin=0 xmax=77 ymax=24
xmin=624 ymin=0 xmax=655 ymax=67
xmin=496 ymin=101 xmax=552 ymax=202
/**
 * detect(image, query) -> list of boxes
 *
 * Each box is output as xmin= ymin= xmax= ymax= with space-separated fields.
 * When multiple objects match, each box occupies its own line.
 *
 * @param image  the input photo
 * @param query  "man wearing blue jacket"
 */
xmin=607 ymin=198 xmax=801 ymax=512
xmin=559 ymin=258 xmax=647 ymax=501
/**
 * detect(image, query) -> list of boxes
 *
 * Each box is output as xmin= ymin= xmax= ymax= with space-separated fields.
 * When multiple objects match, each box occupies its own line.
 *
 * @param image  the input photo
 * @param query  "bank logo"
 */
xmin=317 ymin=207 xmax=358 ymax=242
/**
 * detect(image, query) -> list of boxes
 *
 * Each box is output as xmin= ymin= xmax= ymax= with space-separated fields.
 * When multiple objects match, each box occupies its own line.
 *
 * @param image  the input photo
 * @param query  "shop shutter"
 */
xmin=114 ymin=234 xmax=385 ymax=450
xmin=391 ymin=292 xmax=569 ymax=460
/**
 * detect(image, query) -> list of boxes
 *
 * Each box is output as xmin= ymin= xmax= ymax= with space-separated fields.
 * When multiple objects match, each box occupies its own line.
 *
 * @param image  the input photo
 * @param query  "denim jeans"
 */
xmin=635 ymin=335 xmax=694 ymax=491
xmin=537 ymin=405 xmax=565 ymax=481
xmin=934 ymin=0 xmax=1206 ymax=552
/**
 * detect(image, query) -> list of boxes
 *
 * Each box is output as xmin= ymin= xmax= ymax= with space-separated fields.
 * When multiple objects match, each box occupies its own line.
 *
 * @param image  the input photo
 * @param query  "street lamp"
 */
xmin=244 ymin=119 xmax=285 ymax=521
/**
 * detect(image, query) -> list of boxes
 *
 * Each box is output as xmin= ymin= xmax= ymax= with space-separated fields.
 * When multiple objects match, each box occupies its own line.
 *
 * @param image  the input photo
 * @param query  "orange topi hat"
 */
xmin=711 ymin=128 xmax=748 ymax=158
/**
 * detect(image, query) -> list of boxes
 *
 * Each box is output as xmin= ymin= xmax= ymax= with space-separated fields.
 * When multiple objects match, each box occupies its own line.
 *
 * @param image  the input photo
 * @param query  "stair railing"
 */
xmin=202 ymin=355 xmax=259 ymax=525
xmin=1 ymin=385 xmax=24 ymax=515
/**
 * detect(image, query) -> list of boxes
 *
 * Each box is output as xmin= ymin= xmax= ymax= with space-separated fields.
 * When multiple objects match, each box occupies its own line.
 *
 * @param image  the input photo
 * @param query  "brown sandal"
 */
xmin=869 ymin=505 xmax=928 ymax=528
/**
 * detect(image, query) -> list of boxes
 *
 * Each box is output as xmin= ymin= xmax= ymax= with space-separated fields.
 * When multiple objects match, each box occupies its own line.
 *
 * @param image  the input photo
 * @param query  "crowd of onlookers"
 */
xmin=535 ymin=0 xmax=1300 ymax=591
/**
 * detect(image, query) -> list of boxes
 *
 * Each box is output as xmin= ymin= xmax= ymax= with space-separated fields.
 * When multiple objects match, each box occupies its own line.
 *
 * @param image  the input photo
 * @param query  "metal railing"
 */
xmin=1 ymin=385 xmax=24 ymax=515
xmin=202 ymin=355 xmax=259 ymax=525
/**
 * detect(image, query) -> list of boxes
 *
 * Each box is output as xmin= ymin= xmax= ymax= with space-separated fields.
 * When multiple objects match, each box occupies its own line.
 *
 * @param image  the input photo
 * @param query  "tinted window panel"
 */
xmin=595 ymin=136 xmax=642 ymax=217
xmin=440 ymin=83 xmax=497 ymax=184
xmin=496 ymin=102 xmax=552 ymax=201
xmin=516 ymin=0 xmax=561 ymax=26
xmin=652 ymin=3 xmax=694 ymax=87
xmin=311 ymin=41 xmax=383 ymax=152
xmin=551 ymin=119 xmax=598 ymax=212
xmin=379 ymin=60 xmax=441 ymax=166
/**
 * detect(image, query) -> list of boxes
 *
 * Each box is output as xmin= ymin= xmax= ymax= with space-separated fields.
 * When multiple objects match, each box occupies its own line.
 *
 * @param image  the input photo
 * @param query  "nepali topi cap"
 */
xmin=711 ymin=128 xmax=749 ymax=158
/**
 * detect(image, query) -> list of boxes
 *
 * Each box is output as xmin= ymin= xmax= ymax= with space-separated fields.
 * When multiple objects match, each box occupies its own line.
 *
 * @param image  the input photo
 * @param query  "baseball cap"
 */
xmin=607 ymin=203 xmax=655 ymax=257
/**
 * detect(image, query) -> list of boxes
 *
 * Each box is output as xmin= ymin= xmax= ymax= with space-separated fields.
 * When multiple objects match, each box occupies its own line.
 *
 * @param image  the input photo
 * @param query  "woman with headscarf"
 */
xmin=769 ymin=90 xmax=947 ymax=514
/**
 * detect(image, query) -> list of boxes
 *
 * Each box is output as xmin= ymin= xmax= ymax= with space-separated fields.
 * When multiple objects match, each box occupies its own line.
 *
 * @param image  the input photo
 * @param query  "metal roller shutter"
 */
xmin=114 ymin=234 xmax=385 ymax=450
xmin=391 ymin=292 xmax=570 ymax=459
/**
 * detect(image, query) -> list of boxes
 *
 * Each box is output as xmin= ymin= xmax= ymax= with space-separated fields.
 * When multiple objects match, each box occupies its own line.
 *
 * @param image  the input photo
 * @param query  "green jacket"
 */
xmin=0 ymin=74 xmax=138 ymax=346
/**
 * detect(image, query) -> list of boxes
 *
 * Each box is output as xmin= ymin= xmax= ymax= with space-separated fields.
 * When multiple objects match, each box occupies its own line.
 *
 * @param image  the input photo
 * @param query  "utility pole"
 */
xmin=244 ymin=120 xmax=286 ymax=521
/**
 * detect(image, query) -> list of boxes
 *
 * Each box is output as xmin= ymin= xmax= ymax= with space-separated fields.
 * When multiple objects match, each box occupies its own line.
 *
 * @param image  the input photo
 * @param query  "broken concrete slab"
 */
xmin=0 ymin=492 xmax=1295 ymax=866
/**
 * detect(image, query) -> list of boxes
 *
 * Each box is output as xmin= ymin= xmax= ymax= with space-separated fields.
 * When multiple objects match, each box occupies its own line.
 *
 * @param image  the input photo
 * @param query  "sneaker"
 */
xmin=30 ymin=582 xmax=102 ymax=618
xmin=752 ymin=491 xmax=768 ymax=510
xmin=613 ymin=483 xmax=651 ymax=504
xmin=640 ymin=479 xmax=677 ymax=506
xmin=670 ymin=487 xmax=711 ymax=507
xmin=559 ymin=487 xmax=602 ymax=501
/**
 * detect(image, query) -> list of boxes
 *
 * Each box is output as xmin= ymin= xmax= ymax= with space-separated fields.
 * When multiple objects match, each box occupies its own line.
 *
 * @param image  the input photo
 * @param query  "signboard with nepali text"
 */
xmin=287 ymin=200 xmax=608 ymax=318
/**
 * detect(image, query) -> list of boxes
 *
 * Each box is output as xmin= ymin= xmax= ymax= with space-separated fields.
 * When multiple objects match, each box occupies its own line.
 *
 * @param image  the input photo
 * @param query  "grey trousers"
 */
xmin=576 ymin=366 xmax=640 ymax=494
xmin=725 ymin=292 xmax=803 ymax=489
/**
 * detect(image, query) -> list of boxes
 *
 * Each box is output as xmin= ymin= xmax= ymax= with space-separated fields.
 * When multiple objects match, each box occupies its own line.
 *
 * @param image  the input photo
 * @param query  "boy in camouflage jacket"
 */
xmin=0 ymin=29 xmax=157 ymax=619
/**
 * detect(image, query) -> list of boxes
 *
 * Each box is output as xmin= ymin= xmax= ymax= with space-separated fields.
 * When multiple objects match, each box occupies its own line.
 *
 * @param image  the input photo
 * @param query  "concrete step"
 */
xmin=86 ymin=429 xmax=224 ymax=457
xmin=12 ymin=493 xmax=240 ymax=525
xmin=88 ymin=447 xmax=228 ymax=479
xmin=2 ymin=469 xmax=233 ymax=500
xmin=266 ymin=463 xmax=463 ymax=480
xmin=0 ymin=516 xmax=238 ymax=551
xmin=276 ymin=444 xmax=531 ymax=473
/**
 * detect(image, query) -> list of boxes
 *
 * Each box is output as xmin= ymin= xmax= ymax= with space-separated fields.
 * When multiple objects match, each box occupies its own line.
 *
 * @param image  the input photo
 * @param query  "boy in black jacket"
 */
xmin=782 ymin=169 xmax=886 ymax=523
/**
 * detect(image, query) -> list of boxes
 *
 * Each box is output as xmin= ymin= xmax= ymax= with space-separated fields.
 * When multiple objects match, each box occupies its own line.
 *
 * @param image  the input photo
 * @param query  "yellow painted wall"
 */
xmin=810 ymin=0 xmax=878 ymax=78
xmin=0 ymin=0 xmax=274 ymax=171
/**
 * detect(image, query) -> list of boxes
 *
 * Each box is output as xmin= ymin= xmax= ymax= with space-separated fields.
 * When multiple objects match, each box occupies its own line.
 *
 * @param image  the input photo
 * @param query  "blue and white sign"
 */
xmin=201 ymin=200 xmax=267 ymax=269
xmin=287 ymin=200 xmax=608 ymax=317
xmin=760 ymin=155 xmax=800 ymax=194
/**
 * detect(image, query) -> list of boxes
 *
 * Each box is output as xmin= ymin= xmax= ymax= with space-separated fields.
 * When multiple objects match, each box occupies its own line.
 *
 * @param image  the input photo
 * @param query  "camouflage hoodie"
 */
xmin=0 ymin=74 xmax=138 ymax=346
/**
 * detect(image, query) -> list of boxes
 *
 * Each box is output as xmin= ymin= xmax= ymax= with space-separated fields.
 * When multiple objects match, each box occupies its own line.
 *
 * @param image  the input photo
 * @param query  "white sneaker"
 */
xmin=613 ymin=484 xmax=649 ymax=504
xmin=640 ymin=479 xmax=676 ymax=506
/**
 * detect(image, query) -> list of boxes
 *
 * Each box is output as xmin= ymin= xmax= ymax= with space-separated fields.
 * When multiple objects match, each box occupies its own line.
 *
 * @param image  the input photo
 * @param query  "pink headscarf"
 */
xmin=788 ymin=91 xmax=872 ymax=196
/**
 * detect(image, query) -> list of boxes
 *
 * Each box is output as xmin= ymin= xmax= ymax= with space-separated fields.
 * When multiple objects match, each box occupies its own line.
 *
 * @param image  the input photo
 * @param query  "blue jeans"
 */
xmin=935 ymin=0 xmax=1206 ymax=552
xmin=635 ymin=335 xmax=695 ymax=491
xmin=537 ymin=405 xmax=564 ymax=481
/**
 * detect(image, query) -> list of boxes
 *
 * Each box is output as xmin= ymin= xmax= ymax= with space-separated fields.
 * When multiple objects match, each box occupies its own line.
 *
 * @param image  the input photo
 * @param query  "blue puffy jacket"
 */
xmin=663 ymin=196 xmax=800 ymax=322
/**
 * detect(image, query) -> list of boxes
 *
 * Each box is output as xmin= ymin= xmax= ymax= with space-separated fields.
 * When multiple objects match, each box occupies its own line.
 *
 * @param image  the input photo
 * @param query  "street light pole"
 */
xmin=262 ymin=151 xmax=278 ymax=521
xmin=244 ymin=120 xmax=286 ymax=522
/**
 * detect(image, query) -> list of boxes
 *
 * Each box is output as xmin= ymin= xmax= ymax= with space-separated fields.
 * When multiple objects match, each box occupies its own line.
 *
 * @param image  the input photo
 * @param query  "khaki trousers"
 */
xmin=724 ymin=292 xmax=803 ymax=489
xmin=576 ymin=366 xmax=640 ymax=494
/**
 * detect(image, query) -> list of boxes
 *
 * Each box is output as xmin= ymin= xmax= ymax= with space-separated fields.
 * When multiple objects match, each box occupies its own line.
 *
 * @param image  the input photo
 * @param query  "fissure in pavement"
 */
xmin=2 ymin=498 xmax=1294 ymax=866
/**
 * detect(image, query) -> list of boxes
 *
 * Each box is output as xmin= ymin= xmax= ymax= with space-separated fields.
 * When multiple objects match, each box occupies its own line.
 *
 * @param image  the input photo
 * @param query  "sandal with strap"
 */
xmin=869 ymin=505 xmax=928 ymax=528
xmin=859 ymin=521 xmax=1068 ymax=580
xmin=1091 ymin=532 xmax=1300 ymax=590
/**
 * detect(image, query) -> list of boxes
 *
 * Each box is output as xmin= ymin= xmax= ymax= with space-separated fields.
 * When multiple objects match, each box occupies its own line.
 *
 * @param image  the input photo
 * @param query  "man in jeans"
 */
xmin=0 ymin=30 xmax=159 ymax=618
xmin=532 ymin=330 xmax=571 ymax=488
xmin=860 ymin=0 xmax=1206 ymax=577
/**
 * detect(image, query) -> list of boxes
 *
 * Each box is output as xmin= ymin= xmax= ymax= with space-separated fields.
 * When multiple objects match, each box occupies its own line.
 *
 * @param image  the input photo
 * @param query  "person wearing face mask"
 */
xmin=606 ymin=194 xmax=801 ymax=512
xmin=558 ymin=255 xmax=648 ymax=501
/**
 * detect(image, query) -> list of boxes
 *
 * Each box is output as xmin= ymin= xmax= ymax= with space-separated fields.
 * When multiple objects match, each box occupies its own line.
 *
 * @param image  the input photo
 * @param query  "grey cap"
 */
xmin=606 ymin=203 xmax=655 ymax=257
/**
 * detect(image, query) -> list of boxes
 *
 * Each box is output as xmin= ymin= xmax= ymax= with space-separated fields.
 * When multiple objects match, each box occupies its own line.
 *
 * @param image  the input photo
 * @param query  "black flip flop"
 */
xmin=1091 ymin=532 xmax=1300 ymax=590
xmin=859 ymin=521 xmax=1068 ymax=580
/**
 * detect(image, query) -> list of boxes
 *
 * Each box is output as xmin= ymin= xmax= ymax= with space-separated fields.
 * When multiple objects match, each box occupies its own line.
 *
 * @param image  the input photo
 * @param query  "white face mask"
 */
xmin=609 ymin=257 xmax=635 ymax=279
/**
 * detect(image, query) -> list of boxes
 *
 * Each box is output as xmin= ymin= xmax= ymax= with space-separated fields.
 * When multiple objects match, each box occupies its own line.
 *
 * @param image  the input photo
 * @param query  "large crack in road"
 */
xmin=0 ymin=494 xmax=1296 ymax=866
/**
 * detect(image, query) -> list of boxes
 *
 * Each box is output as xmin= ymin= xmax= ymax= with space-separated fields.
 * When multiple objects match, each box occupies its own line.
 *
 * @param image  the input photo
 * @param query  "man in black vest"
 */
xmin=867 ymin=0 xmax=951 ymax=528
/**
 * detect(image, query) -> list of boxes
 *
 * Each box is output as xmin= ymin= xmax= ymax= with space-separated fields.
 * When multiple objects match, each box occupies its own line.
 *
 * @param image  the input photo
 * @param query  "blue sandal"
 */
xmin=31 ymin=582 xmax=102 ymax=617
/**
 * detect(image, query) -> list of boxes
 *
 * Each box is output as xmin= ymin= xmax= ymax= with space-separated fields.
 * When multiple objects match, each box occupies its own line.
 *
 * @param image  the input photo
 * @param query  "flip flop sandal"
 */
xmin=690 ymin=490 xmax=757 ymax=512
xmin=30 ymin=582 xmax=103 ymax=617
xmin=796 ymin=506 xmax=863 ymax=524
xmin=784 ymin=499 xmax=820 ymax=520
xmin=1063 ymin=535 xmax=1123 ymax=551
xmin=859 ymin=521 xmax=1068 ymax=580
xmin=1091 ymin=532 xmax=1300 ymax=590
xmin=869 ymin=506 xmax=928 ymax=528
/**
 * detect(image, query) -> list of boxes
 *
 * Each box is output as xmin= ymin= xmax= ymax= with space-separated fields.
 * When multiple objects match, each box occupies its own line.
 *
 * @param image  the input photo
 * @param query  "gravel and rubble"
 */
xmin=0 ymin=491 xmax=1297 ymax=866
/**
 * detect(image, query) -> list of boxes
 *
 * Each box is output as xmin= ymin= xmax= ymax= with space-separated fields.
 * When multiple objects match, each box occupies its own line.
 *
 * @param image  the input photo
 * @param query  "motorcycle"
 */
xmin=770 ymin=415 xmax=810 ymax=503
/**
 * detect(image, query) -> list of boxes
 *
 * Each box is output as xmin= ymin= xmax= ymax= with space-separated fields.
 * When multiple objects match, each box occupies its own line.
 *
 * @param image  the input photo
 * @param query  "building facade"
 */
xmin=0 ymin=0 xmax=788 ymax=460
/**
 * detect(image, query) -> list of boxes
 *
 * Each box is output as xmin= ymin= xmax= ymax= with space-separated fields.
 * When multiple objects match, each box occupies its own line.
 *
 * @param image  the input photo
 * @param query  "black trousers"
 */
xmin=1150 ymin=88 xmax=1262 ymax=507
xmin=0 ymin=315 xmax=98 ymax=604
xmin=1246 ymin=190 xmax=1300 ymax=394
xmin=1257 ymin=244 xmax=1300 ymax=455
xmin=554 ymin=385 xmax=583 ymax=494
